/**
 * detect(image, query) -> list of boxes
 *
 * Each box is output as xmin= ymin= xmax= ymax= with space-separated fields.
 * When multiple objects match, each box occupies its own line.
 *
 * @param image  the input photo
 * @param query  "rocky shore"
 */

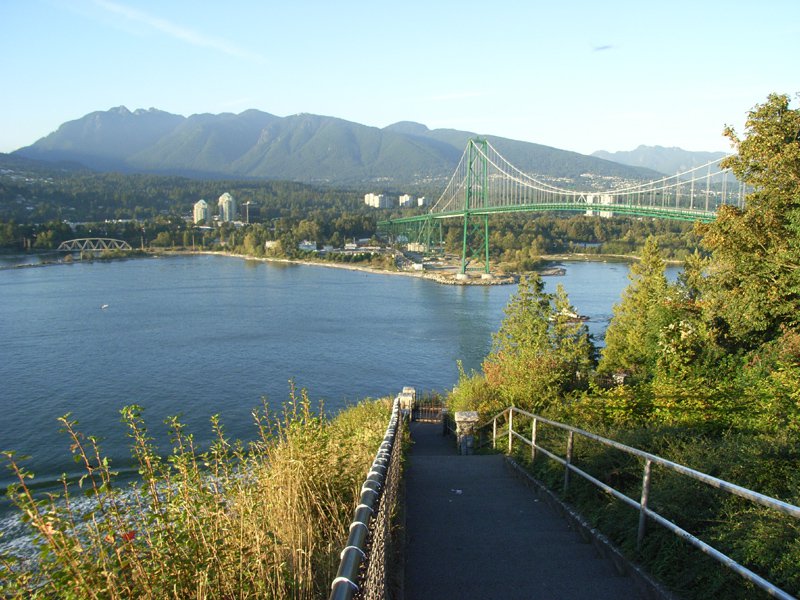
xmin=2 ymin=249 xmax=568 ymax=285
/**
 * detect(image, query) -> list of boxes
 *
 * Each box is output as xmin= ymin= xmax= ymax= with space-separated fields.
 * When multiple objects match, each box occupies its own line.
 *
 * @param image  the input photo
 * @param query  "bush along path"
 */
xmin=0 ymin=390 xmax=394 ymax=600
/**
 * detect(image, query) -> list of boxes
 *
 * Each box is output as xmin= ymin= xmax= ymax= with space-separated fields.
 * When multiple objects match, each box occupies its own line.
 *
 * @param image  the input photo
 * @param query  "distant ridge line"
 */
xmin=13 ymin=107 xmax=671 ymax=187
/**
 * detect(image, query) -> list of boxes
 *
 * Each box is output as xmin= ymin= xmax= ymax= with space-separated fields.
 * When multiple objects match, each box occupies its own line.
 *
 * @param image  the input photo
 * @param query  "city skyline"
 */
xmin=2 ymin=0 xmax=798 ymax=156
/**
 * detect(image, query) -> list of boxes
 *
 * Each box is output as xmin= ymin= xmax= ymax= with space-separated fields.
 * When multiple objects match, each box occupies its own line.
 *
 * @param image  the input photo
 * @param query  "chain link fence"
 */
xmin=330 ymin=397 xmax=404 ymax=600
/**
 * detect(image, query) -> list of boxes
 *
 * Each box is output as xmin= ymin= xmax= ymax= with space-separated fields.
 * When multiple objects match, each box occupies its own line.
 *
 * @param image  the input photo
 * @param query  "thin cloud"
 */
xmin=431 ymin=91 xmax=488 ymax=102
xmin=92 ymin=0 xmax=264 ymax=62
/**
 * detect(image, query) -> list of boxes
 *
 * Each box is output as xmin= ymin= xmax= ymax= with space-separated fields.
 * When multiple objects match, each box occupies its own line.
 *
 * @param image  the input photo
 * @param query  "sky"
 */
xmin=1 ymin=0 xmax=798 ymax=155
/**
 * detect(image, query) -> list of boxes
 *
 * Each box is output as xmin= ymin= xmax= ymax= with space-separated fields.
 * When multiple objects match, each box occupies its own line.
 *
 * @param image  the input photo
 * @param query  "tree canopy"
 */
xmin=483 ymin=275 xmax=594 ymax=412
xmin=702 ymin=93 xmax=800 ymax=348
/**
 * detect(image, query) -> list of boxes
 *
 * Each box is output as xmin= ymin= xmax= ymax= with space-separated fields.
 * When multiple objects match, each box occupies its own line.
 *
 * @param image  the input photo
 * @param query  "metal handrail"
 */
xmin=329 ymin=397 xmax=402 ymax=600
xmin=479 ymin=406 xmax=800 ymax=600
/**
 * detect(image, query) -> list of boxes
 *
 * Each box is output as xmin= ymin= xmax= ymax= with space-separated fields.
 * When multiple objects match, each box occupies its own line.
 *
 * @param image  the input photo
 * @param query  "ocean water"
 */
xmin=0 ymin=254 xmax=674 ymax=542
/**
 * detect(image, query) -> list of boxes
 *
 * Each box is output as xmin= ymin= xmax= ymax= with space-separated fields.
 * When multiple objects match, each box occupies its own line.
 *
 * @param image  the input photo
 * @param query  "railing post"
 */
xmin=637 ymin=459 xmax=652 ymax=550
xmin=563 ymin=431 xmax=574 ymax=494
xmin=531 ymin=418 xmax=537 ymax=462
xmin=455 ymin=411 xmax=479 ymax=455
xmin=492 ymin=417 xmax=497 ymax=450
xmin=507 ymin=409 xmax=514 ymax=454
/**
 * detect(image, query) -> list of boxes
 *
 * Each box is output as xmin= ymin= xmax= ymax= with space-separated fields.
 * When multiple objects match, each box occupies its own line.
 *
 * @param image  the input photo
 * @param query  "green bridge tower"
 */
xmin=460 ymin=138 xmax=490 ymax=274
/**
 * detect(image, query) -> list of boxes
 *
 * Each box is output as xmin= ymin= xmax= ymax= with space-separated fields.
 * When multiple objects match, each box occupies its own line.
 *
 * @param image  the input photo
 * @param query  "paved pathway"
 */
xmin=404 ymin=422 xmax=645 ymax=599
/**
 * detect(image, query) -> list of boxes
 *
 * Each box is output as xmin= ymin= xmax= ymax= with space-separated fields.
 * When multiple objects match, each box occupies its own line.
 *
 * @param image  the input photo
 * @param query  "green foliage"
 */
xmin=701 ymin=93 xmax=800 ymax=349
xmin=446 ymin=362 xmax=503 ymax=419
xmin=447 ymin=95 xmax=800 ymax=600
xmin=440 ymin=212 xmax=701 ymax=269
xmin=482 ymin=275 xmax=594 ymax=413
xmin=0 ymin=390 xmax=395 ymax=599
xmin=597 ymin=238 xmax=669 ymax=382
xmin=10 ymin=108 xmax=658 ymax=190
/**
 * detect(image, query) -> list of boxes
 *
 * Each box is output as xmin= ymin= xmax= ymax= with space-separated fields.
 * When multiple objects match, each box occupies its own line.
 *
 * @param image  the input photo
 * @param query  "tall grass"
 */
xmin=1 ymin=388 xmax=393 ymax=599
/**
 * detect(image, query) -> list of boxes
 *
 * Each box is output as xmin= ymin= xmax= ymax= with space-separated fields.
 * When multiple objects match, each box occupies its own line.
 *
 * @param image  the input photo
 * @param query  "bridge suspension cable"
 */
xmin=379 ymin=138 xmax=749 ymax=275
xmin=430 ymin=139 xmax=744 ymax=219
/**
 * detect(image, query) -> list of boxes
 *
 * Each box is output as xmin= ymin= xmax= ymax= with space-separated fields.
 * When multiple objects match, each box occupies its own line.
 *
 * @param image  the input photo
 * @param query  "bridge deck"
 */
xmin=404 ymin=422 xmax=645 ymax=599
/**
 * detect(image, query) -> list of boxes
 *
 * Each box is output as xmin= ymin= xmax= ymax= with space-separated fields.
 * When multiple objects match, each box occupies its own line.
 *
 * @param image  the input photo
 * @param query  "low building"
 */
xmin=398 ymin=387 xmax=416 ymax=419
xmin=364 ymin=193 xmax=395 ymax=208
xmin=298 ymin=240 xmax=317 ymax=252
xmin=585 ymin=194 xmax=613 ymax=218
xmin=399 ymin=194 xmax=416 ymax=207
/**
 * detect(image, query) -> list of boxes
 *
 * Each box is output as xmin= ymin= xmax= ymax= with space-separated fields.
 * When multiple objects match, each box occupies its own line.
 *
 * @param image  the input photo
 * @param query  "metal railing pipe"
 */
xmin=485 ymin=408 xmax=800 ymax=520
xmin=475 ymin=405 xmax=800 ymax=600
xmin=638 ymin=459 xmax=652 ymax=550
xmin=563 ymin=431 xmax=574 ymax=494
xmin=329 ymin=398 xmax=401 ymax=600
xmin=642 ymin=508 xmax=796 ymax=600
xmin=507 ymin=408 xmax=513 ymax=454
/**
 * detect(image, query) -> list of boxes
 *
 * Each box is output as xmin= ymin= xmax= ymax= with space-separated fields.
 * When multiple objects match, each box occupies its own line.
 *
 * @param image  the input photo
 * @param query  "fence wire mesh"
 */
xmin=329 ymin=398 xmax=404 ymax=600
xmin=355 ymin=413 xmax=404 ymax=600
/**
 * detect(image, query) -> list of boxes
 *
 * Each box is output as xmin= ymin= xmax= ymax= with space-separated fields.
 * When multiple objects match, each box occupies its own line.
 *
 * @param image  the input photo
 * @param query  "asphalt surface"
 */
xmin=403 ymin=421 xmax=645 ymax=599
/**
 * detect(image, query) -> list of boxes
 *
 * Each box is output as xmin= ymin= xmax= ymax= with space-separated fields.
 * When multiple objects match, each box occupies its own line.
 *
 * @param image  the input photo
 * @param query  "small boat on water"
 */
xmin=550 ymin=308 xmax=589 ymax=322
xmin=101 ymin=304 xmax=109 ymax=309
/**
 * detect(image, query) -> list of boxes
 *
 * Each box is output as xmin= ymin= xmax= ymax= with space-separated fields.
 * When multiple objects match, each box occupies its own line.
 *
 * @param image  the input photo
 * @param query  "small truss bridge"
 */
xmin=57 ymin=238 xmax=133 ymax=252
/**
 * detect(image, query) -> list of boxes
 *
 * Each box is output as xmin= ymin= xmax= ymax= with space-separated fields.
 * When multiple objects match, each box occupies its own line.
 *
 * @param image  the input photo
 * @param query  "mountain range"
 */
xmin=592 ymin=145 xmax=729 ymax=176
xmin=13 ymin=106 xmax=672 ymax=187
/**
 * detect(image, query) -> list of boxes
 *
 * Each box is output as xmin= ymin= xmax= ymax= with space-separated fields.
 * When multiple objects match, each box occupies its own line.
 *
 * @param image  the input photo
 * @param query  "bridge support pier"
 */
xmin=459 ymin=211 xmax=490 ymax=275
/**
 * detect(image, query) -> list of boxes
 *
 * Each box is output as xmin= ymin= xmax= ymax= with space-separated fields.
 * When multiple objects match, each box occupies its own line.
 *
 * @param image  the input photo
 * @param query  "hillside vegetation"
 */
xmin=449 ymin=93 xmax=800 ymax=598
xmin=11 ymin=106 xmax=660 ymax=186
xmin=1 ymin=391 xmax=395 ymax=599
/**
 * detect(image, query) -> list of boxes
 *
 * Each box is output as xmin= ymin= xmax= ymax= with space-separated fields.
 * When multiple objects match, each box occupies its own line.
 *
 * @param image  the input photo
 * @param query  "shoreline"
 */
xmin=190 ymin=251 xmax=524 ymax=285
xmin=1 ymin=249 xmax=676 ymax=280
xmin=541 ymin=252 xmax=684 ymax=266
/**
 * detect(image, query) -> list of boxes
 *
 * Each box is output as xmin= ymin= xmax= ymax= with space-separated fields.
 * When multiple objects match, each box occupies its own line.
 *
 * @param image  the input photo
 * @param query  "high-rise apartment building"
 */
xmin=218 ymin=192 xmax=236 ymax=222
xmin=193 ymin=199 xmax=209 ymax=224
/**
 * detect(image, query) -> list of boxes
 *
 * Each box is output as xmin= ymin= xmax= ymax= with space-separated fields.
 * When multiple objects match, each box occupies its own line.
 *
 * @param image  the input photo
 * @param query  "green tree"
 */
xmin=598 ymin=237 xmax=669 ymax=382
xmin=701 ymin=93 xmax=800 ymax=349
xmin=483 ymin=276 xmax=594 ymax=412
xmin=151 ymin=231 xmax=173 ymax=247
xmin=242 ymin=231 xmax=261 ymax=256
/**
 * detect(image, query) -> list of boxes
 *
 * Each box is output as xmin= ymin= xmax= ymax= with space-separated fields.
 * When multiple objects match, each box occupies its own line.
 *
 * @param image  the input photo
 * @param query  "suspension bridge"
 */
xmin=378 ymin=139 xmax=745 ymax=274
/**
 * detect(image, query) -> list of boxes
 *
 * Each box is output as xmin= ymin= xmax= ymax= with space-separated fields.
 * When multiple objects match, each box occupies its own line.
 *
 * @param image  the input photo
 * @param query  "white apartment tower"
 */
xmin=193 ymin=199 xmax=209 ymax=224
xmin=218 ymin=192 xmax=236 ymax=222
